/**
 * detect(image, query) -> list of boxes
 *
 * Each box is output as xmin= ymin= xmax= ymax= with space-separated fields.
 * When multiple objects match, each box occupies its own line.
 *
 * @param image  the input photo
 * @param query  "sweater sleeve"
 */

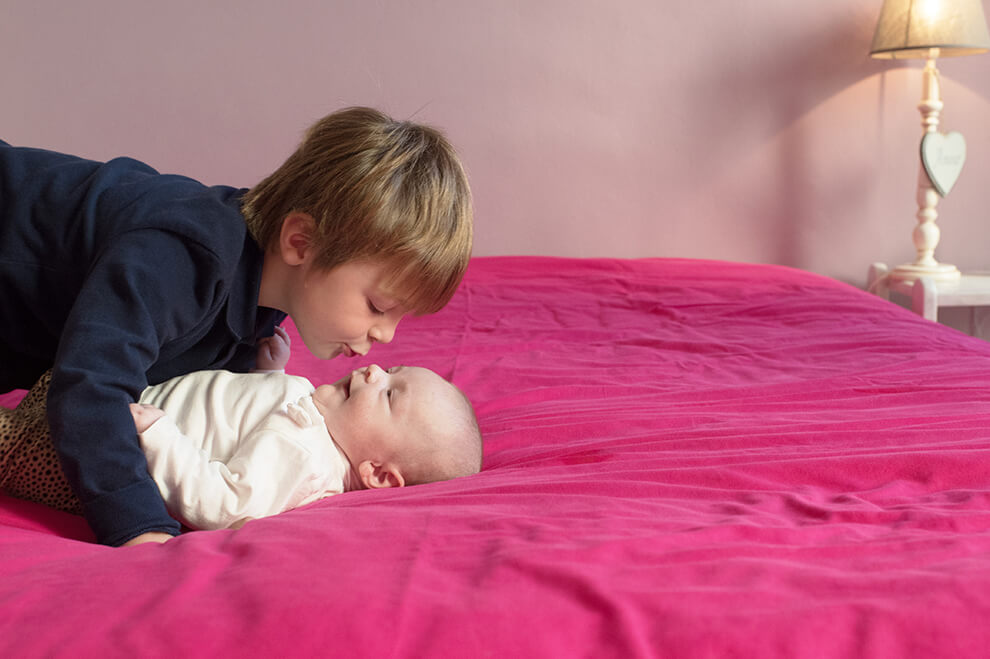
xmin=47 ymin=229 xmax=231 ymax=545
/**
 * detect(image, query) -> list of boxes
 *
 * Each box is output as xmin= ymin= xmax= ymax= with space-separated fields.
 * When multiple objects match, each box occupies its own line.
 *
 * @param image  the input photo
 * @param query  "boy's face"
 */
xmin=313 ymin=364 xmax=457 ymax=472
xmin=287 ymin=260 xmax=408 ymax=360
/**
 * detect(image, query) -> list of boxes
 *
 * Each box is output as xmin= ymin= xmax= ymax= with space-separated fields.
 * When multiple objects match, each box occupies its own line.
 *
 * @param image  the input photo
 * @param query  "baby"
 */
xmin=0 ymin=363 xmax=482 ymax=531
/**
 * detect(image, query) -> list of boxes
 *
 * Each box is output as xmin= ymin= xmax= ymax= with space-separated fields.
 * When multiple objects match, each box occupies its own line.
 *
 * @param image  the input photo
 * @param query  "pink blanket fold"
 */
xmin=2 ymin=256 xmax=989 ymax=658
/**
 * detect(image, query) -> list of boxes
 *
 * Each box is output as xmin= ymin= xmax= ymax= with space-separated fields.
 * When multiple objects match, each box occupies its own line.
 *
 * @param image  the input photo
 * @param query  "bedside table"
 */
xmin=868 ymin=262 xmax=990 ymax=326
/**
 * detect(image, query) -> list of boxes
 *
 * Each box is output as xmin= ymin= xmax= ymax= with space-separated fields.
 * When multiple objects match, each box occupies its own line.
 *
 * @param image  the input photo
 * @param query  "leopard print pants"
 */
xmin=0 ymin=370 xmax=83 ymax=514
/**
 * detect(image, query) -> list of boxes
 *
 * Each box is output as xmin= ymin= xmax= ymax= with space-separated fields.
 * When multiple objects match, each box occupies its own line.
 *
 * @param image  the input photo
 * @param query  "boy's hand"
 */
xmin=122 ymin=531 xmax=173 ymax=547
xmin=256 ymin=325 xmax=292 ymax=371
xmin=130 ymin=403 xmax=165 ymax=433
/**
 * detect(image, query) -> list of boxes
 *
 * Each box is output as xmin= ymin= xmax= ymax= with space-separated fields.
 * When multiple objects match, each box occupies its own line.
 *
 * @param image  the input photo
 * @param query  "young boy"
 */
xmin=0 ymin=107 xmax=472 ymax=546
xmin=0 ymin=363 xmax=482 ymax=531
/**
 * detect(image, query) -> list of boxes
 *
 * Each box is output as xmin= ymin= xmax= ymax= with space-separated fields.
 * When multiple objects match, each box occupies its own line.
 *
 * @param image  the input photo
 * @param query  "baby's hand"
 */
xmin=130 ymin=403 xmax=165 ymax=433
xmin=256 ymin=325 xmax=292 ymax=371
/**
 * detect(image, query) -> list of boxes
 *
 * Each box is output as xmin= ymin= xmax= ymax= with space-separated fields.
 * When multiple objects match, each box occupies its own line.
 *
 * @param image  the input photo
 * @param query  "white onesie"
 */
xmin=138 ymin=370 xmax=350 ymax=530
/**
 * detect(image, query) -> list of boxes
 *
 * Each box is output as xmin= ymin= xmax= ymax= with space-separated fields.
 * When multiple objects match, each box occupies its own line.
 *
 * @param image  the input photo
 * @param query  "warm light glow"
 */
xmin=918 ymin=0 xmax=942 ymax=24
xmin=870 ymin=0 xmax=990 ymax=59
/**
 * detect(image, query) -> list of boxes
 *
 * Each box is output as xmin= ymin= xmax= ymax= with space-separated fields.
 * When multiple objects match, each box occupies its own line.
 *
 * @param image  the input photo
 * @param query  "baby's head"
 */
xmin=311 ymin=364 xmax=482 ymax=489
xmin=241 ymin=106 xmax=473 ymax=316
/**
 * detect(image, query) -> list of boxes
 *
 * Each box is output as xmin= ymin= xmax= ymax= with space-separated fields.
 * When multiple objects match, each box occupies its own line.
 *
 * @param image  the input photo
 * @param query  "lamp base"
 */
xmin=889 ymin=262 xmax=960 ymax=283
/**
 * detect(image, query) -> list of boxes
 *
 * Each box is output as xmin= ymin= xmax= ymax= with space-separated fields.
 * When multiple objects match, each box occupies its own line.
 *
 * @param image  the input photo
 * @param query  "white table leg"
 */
xmin=868 ymin=263 xmax=890 ymax=300
xmin=911 ymin=276 xmax=938 ymax=321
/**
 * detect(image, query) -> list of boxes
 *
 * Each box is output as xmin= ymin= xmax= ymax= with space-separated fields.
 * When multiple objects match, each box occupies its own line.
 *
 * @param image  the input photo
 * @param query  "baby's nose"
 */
xmin=364 ymin=364 xmax=385 ymax=383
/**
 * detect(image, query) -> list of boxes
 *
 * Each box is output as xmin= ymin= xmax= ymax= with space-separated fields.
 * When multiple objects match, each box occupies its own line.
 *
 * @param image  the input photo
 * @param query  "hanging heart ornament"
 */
xmin=920 ymin=131 xmax=966 ymax=197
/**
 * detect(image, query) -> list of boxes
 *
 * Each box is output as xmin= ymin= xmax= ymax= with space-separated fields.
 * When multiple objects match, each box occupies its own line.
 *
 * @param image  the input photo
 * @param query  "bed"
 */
xmin=2 ymin=255 xmax=989 ymax=657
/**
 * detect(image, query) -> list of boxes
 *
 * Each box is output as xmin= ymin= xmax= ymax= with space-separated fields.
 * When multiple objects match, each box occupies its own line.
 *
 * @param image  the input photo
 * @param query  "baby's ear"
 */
xmin=278 ymin=212 xmax=316 ymax=266
xmin=358 ymin=461 xmax=406 ymax=489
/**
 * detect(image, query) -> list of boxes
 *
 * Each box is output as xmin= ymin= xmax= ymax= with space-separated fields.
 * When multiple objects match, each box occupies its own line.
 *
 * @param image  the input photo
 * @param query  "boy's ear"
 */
xmin=278 ymin=212 xmax=316 ymax=266
xmin=358 ymin=460 xmax=406 ymax=489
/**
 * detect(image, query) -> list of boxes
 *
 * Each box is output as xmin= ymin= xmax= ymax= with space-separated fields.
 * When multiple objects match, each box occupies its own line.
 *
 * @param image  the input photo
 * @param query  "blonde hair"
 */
xmin=242 ymin=107 xmax=473 ymax=314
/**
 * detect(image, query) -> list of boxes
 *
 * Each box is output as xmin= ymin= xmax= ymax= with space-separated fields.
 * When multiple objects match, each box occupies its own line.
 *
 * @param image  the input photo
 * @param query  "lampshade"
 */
xmin=870 ymin=0 xmax=990 ymax=59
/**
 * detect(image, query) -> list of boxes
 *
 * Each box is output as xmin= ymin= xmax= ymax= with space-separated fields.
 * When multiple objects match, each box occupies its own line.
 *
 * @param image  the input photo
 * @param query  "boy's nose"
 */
xmin=369 ymin=317 xmax=399 ymax=345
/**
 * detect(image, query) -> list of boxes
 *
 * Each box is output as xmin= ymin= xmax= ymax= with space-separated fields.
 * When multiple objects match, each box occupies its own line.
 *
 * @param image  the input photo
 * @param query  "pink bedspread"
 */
xmin=2 ymin=256 xmax=989 ymax=657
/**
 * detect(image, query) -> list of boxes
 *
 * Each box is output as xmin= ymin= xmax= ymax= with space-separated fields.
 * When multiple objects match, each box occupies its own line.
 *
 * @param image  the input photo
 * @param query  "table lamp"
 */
xmin=870 ymin=0 xmax=990 ymax=283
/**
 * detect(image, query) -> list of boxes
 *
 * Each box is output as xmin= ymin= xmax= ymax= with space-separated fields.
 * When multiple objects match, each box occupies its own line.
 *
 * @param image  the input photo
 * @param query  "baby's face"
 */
xmin=314 ymin=364 xmax=457 ymax=464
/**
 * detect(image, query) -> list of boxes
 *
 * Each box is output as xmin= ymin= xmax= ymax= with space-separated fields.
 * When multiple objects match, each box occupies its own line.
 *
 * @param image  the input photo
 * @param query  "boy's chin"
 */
xmin=297 ymin=334 xmax=346 ymax=360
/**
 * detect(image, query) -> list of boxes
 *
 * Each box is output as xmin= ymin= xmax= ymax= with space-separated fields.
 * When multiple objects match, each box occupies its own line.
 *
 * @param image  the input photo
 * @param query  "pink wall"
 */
xmin=3 ymin=0 xmax=989 ymax=288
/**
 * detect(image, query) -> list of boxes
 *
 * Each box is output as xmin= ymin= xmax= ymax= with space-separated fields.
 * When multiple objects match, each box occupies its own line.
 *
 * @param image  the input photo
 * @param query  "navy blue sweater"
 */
xmin=0 ymin=141 xmax=284 ymax=545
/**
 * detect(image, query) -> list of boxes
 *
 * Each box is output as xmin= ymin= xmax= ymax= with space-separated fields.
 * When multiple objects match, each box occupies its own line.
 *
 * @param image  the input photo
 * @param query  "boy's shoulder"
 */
xmin=2 ymin=141 xmax=250 ymax=261
xmin=92 ymin=157 xmax=249 ymax=253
